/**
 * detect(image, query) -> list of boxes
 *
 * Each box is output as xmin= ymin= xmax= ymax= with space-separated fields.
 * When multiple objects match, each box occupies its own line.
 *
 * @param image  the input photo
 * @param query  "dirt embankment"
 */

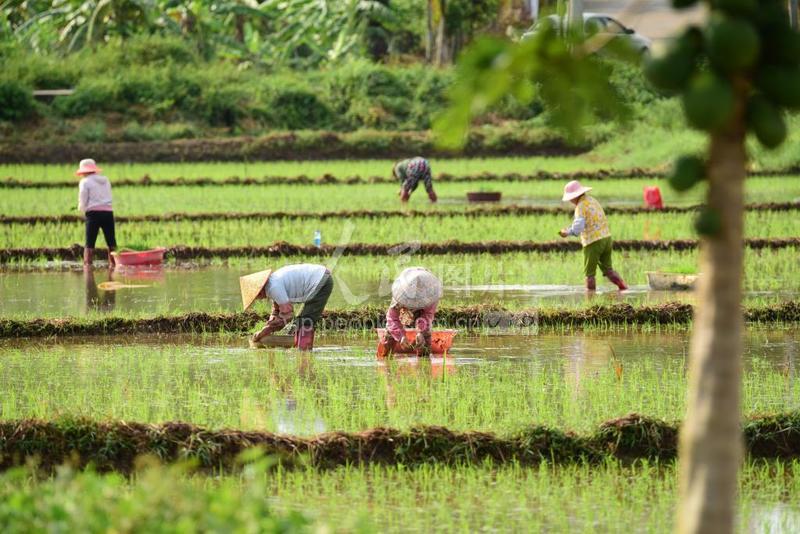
xmin=0 ymin=412 xmax=797 ymax=474
xmin=2 ymin=238 xmax=799 ymax=264
xmin=2 ymin=168 xmax=798 ymax=189
xmin=2 ymin=302 xmax=800 ymax=338
xmin=0 ymin=169 xmax=655 ymax=189
xmin=0 ymin=131 xmax=586 ymax=165
xmin=2 ymin=202 xmax=799 ymax=225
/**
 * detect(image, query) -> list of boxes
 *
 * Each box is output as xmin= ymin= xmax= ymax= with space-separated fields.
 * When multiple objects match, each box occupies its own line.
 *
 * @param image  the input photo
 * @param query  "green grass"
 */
xmin=3 ymin=209 xmax=798 ymax=249
xmin=1 ymin=176 xmax=798 ymax=217
xmin=0 ymin=334 xmax=796 ymax=434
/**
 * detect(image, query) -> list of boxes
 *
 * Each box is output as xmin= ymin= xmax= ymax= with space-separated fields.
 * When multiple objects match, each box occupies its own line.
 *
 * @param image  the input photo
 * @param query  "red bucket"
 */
xmin=375 ymin=328 xmax=457 ymax=357
xmin=111 ymin=247 xmax=166 ymax=266
xmin=643 ymin=186 xmax=664 ymax=210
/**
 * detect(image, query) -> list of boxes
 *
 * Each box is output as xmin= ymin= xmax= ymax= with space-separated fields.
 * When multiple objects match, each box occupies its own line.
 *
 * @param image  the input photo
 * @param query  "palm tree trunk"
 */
xmin=677 ymin=115 xmax=746 ymax=532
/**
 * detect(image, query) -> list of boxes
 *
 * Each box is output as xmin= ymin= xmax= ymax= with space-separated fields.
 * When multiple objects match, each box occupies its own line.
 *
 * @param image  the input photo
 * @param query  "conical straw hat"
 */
xmin=240 ymin=269 xmax=272 ymax=311
xmin=391 ymin=267 xmax=442 ymax=309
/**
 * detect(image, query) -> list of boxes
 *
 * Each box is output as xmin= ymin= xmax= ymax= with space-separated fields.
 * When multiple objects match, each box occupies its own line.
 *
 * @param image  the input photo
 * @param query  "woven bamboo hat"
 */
xmin=391 ymin=267 xmax=442 ymax=309
xmin=239 ymin=269 xmax=272 ymax=311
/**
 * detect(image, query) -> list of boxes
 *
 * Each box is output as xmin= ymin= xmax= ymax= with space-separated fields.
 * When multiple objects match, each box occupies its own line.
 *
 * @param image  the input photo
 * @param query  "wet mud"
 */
xmin=0 ymin=412 xmax=796 ymax=474
xmin=3 ymin=167 xmax=800 ymax=190
xmin=2 ymin=302 xmax=799 ymax=338
xmin=2 ymin=238 xmax=799 ymax=264
xmin=2 ymin=202 xmax=799 ymax=225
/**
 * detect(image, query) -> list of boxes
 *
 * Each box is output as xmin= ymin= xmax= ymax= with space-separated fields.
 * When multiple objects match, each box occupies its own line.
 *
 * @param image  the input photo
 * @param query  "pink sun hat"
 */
xmin=562 ymin=180 xmax=592 ymax=202
xmin=75 ymin=158 xmax=102 ymax=176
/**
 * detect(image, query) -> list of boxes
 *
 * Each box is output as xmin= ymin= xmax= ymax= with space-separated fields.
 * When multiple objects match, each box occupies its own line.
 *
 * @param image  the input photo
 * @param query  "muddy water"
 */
xmin=2 ymin=266 xmax=794 ymax=318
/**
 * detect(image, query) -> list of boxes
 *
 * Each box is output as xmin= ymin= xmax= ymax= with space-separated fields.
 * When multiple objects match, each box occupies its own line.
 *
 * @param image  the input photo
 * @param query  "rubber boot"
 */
xmin=586 ymin=276 xmax=596 ymax=291
xmin=108 ymin=246 xmax=116 ymax=268
xmin=605 ymin=270 xmax=628 ymax=291
xmin=83 ymin=247 xmax=94 ymax=266
xmin=294 ymin=326 xmax=315 ymax=351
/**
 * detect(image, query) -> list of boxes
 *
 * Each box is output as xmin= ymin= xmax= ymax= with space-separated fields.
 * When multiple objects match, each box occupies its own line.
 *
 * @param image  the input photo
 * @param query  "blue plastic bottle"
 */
xmin=313 ymin=230 xmax=322 ymax=248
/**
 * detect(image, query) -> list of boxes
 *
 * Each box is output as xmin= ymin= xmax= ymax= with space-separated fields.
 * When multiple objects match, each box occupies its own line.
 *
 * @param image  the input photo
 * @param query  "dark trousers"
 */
xmin=85 ymin=211 xmax=117 ymax=248
xmin=296 ymin=273 xmax=334 ymax=330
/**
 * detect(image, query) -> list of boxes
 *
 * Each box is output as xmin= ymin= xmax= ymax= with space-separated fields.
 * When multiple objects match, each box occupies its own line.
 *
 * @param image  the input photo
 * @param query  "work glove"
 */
xmin=400 ymin=188 xmax=410 ymax=203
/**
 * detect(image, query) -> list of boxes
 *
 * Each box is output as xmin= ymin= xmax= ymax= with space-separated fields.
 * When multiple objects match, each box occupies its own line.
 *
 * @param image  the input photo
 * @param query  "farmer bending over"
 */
xmin=393 ymin=157 xmax=437 ymax=203
xmin=241 ymin=263 xmax=333 ymax=351
xmin=378 ymin=267 xmax=442 ymax=358
xmin=76 ymin=159 xmax=116 ymax=267
xmin=558 ymin=180 xmax=628 ymax=292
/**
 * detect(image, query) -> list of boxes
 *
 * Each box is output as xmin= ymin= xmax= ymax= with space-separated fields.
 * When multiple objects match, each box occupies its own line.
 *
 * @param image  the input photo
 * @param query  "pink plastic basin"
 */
xmin=111 ymin=247 xmax=166 ymax=266
xmin=375 ymin=328 xmax=457 ymax=356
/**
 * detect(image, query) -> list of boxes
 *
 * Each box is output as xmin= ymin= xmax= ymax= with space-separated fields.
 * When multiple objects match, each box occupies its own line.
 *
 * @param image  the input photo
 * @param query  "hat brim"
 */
xmin=240 ymin=269 xmax=272 ymax=311
xmin=76 ymin=167 xmax=101 ymax=176
xmin=562 ymin=186 xmax=591 ymax=202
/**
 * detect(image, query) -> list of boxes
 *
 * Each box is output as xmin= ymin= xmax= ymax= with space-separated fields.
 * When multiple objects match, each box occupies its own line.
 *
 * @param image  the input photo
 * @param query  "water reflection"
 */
xmin=83 ymin=269 xmax=115 ymax=314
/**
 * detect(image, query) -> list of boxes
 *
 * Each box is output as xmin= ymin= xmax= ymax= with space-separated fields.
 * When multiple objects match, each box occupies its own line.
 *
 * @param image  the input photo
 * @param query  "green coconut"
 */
xmin=756 ymin=66 xmax=800 ymax=109
xmin=694 ymin=207 xmax=722 ymax=237
xmin=747 ymin=95 xmax=787 ymax=149
xmin=668 ymin=156 xmax=706 ymax=192
xmin=682 ymin=72 xmax=736 ymax=131
xmin=643 ymin=29 xmax=701 ymax=92
xmin=712 ymin=0 xmax=758 ymax=17
xmin=705 ymin=15 xmax=760 ymax=73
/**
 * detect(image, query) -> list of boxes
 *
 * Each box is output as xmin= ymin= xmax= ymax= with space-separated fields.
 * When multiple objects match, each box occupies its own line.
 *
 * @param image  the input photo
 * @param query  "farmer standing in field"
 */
xmin=378 ymin=267 xmax=442 ymax=358
xmin=76 ymin=158 xmax=117 ymax=268
xmin=558 ymin=180 xmax=628 ymax=292
xmin=392 ymin=157 xmax=438 ymax=203
xmin=241 ymin=263 xmax=334 ymax=351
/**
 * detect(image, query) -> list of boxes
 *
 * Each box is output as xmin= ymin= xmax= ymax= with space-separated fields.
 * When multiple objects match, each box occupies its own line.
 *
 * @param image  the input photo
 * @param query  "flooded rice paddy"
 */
xmin=1 ymin=329 xmax=797 ymax=434
xmin=2 ymin=265 xmax=798 ymax=318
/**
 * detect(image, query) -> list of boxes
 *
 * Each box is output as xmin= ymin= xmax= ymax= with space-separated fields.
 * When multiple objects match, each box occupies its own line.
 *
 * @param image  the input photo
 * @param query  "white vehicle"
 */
xmin=522 ymin=13 xmax=652 ymax=55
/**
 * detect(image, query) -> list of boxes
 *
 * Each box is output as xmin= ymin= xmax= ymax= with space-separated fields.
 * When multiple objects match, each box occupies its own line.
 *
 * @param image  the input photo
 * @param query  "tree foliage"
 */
xmin=646 ymin=0 xmax=796 ymax=233
xmin=434 ymin=22 xmax=634 ymax=147
xmin=0 ymin=0 xmax=397 ymax=66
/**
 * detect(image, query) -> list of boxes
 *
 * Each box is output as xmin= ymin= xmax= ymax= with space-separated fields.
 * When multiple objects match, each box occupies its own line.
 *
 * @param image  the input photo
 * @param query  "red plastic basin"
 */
xmin=375 ymin=328 xmax=457 ymax=356
xmin=111 ymin=247 xmax=166 ymax=266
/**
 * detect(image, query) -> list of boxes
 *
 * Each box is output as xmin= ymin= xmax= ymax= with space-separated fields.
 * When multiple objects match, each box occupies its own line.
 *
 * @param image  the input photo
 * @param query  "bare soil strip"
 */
xmin=2 ymin=238 xmax=799 ymax=263
xmin=2 ymin=202 xmax=798 ymax=225
xmin=2 ymin=302 xmax=799 ymax=338
xmin=0 ymin=413 xmax=796 ymax=474
xmin=2 ymin=168 xmax=797 ymax=189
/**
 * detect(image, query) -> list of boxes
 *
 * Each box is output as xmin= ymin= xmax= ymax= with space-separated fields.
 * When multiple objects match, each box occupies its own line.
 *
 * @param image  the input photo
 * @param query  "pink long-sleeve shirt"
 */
xmin=386 ymin=303 xmax=437 ymax=342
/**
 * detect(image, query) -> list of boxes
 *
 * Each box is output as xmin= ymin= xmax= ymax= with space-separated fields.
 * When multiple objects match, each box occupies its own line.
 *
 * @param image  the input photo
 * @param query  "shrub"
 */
xmin=0 ymin=79 xmax=35 ymax=122
xmin=122 ymin=35 xmax=198 ymax=66
xmin=54 ymin=80 xmax=119 ymax=117
xmin=70 ymin=120 xmax=107 ymax=142
xmin=121 ymin=121 xmax=197 ymax=141
xmin=269 ymin=89 xmax=334 ymax=130
xmin=202 ymin=85 xmax=248 ymax=127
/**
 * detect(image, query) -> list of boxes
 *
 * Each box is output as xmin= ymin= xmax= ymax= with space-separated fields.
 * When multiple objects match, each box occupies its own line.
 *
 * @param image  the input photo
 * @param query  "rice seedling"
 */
xmin=2 ymin=454 xmax=799 ymax=532
xmin=3 ymin=211 xmax=800 ymax=250
xmin=0 ymin=331 xmax=796 ymax=434
xmin=1 ymin=176 xmax=798 ymax=216
xmin=0 ymin=157 xmax=606 ymax=185
xmin=263 ymin=460 xmax=800 ymax=532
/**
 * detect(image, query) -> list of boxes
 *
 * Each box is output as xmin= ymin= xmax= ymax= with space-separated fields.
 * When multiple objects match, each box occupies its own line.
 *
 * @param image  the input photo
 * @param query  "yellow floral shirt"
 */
xmin=574 ymin=195 xmax=611 ymax=246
